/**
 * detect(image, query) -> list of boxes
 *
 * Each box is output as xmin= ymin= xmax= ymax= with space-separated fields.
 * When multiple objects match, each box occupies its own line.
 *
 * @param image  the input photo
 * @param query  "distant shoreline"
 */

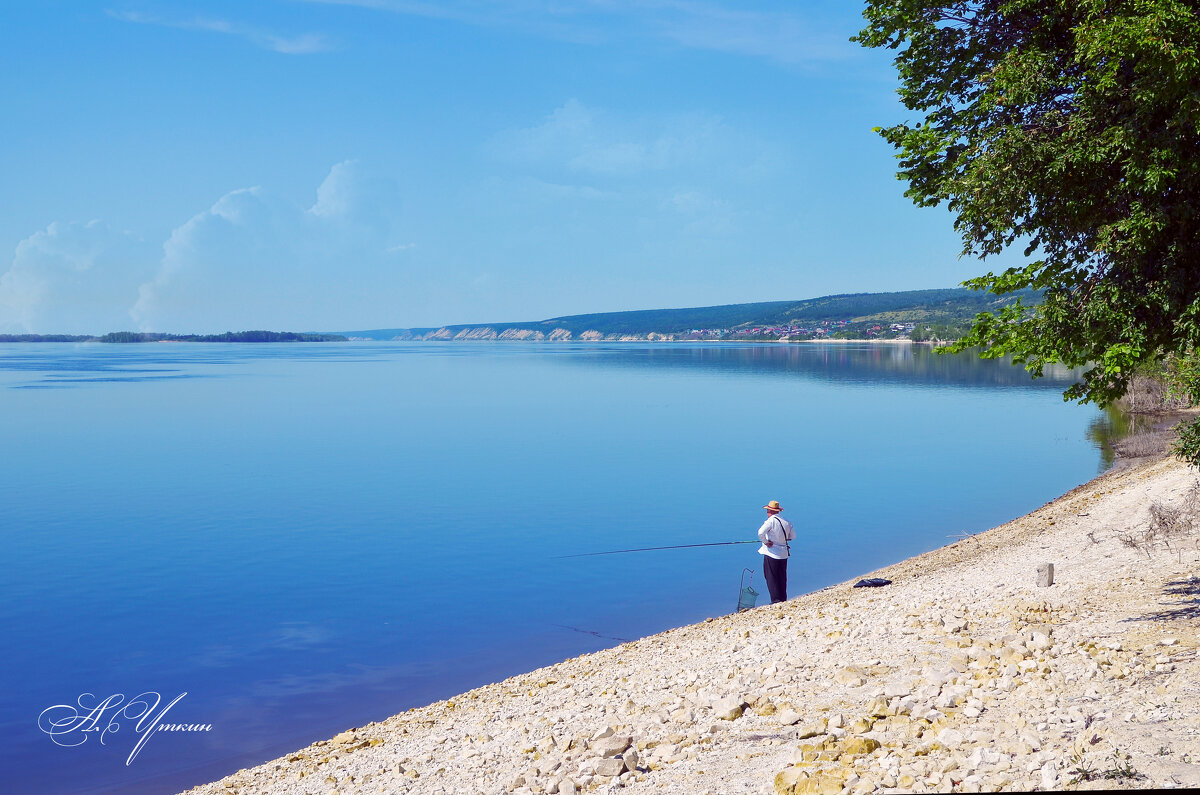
xmin=344 ymin=336 xmax=947 ymax=344
xmin=0 ymin=332 xmax=347 ymax=343
xmin=2 ymin=336 xmax=955 ymax=345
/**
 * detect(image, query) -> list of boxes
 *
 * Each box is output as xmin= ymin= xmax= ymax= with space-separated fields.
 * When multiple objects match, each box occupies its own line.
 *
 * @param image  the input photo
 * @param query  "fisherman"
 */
xmin=757 ymin=500 xmax=795 ymax=603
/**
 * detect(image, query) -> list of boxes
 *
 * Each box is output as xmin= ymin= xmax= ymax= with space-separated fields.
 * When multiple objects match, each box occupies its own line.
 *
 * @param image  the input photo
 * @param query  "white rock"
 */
xmin=966 ymin=748 xmax=1001 ymax=770
xmin=591 ymin=736 xmax=632 ymax=758
xmin=928 ymin=667 xmax=958 ymax=685
xmin=795 ymin=720 xmax=826 ymax=739
xmin=775 ymin=709 xmax=803 ymax=726
xmin=1040 ymin=762 xmax=1058 ymax=789
xmin=937 ymin=728 xmax=965 ymax=748
xmin=835 ymin=669 xmax=866 ymax=687
xmin=594 ymin=758 xmax=625 ymax=777
xmin=712 ymin=696 xmax=744 ymax=721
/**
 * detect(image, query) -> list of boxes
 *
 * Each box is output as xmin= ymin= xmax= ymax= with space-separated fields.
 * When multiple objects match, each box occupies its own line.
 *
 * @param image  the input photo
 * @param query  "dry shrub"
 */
xmin=1111 ymin=427 xmax=1176 ymax=459
xmin=1120 ymin=373 xmax=1193 ymax=414
xmin=1122 ymin=375 xmax=1169 ymax=413
xmin=1120 ymin=481 xmax=1200 ymax=555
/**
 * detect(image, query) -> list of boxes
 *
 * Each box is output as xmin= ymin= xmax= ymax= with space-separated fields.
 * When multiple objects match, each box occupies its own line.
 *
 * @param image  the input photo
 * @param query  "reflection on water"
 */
xmin=1087 ymin=404 xmax=1172 ymax=469
xmin=549 ymin=342 xmax=1087 ymax=391
xmin=0 ymin=340 xmax=1088 ymax=393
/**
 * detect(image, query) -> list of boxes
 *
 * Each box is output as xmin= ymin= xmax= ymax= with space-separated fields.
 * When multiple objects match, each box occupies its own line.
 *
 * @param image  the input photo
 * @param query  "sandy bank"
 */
xmin=183 ymin=453 xmax=1200 ymax=795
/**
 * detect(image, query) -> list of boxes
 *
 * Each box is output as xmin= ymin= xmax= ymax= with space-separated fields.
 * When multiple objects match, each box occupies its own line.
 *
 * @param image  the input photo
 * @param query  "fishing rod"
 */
xmin=555 ymin=540 xmax=759 ymax=559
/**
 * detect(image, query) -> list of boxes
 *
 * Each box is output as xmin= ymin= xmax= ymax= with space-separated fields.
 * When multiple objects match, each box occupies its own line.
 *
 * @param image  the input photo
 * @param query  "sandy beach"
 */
xmin=183 ymin=446 xmax=1200 ymax=795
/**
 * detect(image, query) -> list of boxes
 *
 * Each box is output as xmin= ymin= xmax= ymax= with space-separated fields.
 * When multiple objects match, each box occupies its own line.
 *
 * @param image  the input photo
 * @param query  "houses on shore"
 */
xmin=683 ymin=320 xmax=917 ymax=340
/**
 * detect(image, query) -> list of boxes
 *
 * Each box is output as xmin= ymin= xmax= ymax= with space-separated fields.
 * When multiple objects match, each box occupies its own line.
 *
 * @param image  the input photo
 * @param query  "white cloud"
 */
xmin=493 ymin=98 xmax=736 ymax=177
xmin=297 ymin=0 xmax=847 ymax=64
xmin=509 ymin=176 xmax=617 ymax=201
xmin=132 ymin=161 xmax=405 ymax=333
xmin=646 ymin=1 xmax=847 ymax=64
xmin=1 ymin=163 xmax=414 ymax=334
xmin=109 ymin=10 xmax=332 ymax=54
xmin=0 ymin=221 xmax=155 ymax=334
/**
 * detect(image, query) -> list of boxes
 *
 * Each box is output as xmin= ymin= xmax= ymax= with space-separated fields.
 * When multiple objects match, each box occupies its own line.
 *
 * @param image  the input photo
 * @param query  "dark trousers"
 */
xmin=763 ymin=555 xmax=788 ymax=603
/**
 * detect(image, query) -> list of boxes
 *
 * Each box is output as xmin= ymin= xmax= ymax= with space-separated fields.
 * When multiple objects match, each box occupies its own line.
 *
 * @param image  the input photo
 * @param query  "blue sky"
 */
xmin=0 ymin=1 xmax=1016 ymax=334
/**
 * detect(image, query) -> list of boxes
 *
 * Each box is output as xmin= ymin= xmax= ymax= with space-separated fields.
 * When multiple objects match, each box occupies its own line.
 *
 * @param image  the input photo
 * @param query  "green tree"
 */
xmin=856 ymin=0 xmax=1200 ymax=463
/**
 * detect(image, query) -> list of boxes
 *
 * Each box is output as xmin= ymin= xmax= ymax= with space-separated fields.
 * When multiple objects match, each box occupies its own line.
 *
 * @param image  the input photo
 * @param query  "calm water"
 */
xmin=1 ymin=342 xmax=1111 ymax=793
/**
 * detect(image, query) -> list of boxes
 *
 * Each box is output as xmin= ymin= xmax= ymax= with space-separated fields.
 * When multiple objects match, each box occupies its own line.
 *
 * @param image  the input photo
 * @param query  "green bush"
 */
xmin=1173 ymin=417 xmax=1200 ymax=469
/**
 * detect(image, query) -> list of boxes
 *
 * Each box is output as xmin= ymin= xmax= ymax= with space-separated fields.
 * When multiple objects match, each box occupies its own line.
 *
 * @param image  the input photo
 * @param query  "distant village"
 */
xmin=684 ymin=320 xmax=918 ymax=340
xmin=350 ymin=289 xmax=1007 ymax=342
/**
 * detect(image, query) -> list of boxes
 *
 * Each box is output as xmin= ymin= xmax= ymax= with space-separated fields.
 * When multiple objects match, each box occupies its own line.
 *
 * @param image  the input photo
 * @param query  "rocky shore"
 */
xmin=183 ymin=453 xmax=1200 ymax=795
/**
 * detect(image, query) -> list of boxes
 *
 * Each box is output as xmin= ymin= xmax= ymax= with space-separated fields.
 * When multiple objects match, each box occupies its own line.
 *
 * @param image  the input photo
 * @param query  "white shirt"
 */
xmin=757 ymin=514 xmax=795 ymax=559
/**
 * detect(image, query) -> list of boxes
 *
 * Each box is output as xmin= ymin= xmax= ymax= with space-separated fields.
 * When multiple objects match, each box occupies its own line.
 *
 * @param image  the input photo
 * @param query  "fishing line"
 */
xmin=555 ymin=540 xmax=759 ymax=559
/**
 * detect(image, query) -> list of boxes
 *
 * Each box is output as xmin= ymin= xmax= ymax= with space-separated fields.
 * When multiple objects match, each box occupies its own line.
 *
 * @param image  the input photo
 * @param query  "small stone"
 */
xmin=927 ymin=667 xmax=957 ymax=685
xmin=840 ymin=737 xmax=881 ymax=756
xmin=834 ymin=669 xmax=866 ymax=687
xmin=776 ymin=709 xmax=803 ymax=726
xmin=1036 ymin=563 xmax=1054 ymax=587
xmin=712 ymin=696 xmax=745 ymax=721
xmin=936 ymin=728 xmax=965 ymax=748
xmin=966 ymin=748 xmax=1001 ymax=770
xmin=592 ymin=735 xmax=632 ymax=758
xmin=774 ymin=767 xmax=846 ymax=795
xmin=796 ymin=720 xmax=827 ymax=739
xmin=1040 ymin=762 xmax=1058 ymax=789
xmin=594 ymin=758 xmax=624 ymax=777
xmin=848 ymin=718 xmax=873 ymax=734
xmin=865 ymin=697 xmax=891 ymax=718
